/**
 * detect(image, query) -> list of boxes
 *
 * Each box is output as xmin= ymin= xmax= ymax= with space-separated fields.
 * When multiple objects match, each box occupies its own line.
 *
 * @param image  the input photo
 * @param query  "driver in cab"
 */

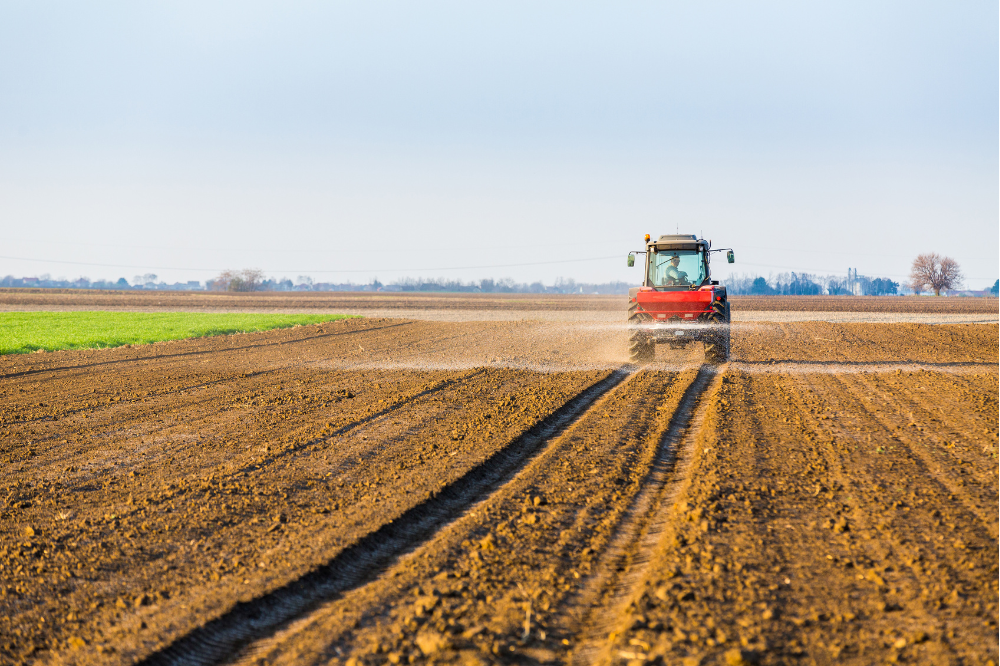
xmin=664 ymin=254 xmax=688 ymax=285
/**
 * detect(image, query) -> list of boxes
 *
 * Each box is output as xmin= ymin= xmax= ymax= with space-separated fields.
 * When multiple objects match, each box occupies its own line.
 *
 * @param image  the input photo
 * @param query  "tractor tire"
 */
xmin=627 ymin=301 xmax=655 ymax=363
xmin=704 ymin=326 xmax=730 ymax=364
xmin=704 ymin=299 xmax=731 ymax=364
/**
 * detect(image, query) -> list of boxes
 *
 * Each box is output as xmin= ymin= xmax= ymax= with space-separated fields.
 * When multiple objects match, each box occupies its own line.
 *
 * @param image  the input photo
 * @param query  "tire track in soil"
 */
xmin=226 ymin=368 xmax=488 ymax=479
xmin=221 ymin=355 xmax=705 ymax=666
xmin=830 ymin=371 xmax=998 ymax=539
xmin=599 ymin=368 xmax=876 ymax=665
xmin=854 ymin=370 xmax=999 ymax=469
xmin=767 ymin=373 xmax=949 ymax=662
xmin=4 ymin=365 xmax=456 ymax=486
xmin=2 ymin=354 xmax=610 ymax=662
xmin=2 ymin=318 xmax=513 ymax=488
xmin=6 ymin=319 xmax=995 ymax=665
xmin=136 ymin=368 xmax=633 ymax=666
xmin=781 ymin=371 xmax=998 ymax=663
xmin=600 ymin=368 xmax=997 ymax=666
xmin=3 ymin=365 xmax=484 ymax=664
xmin=565 ymin=365 xmax=720 ymax=666
xmin=730 ymin=360 xmax=996 ymax=375
xmin=731 ymin=322 xmax=998 ymax=366
xmin=0 ymin=369 xmax=282 ymax=427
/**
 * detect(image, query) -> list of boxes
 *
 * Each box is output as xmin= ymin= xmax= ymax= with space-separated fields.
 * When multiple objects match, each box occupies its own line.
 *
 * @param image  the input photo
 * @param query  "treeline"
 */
xmin=379 ymin=277 xmax=632 ymax=294
xmin=8 ymin=270 xmax=991 ymax=296
xmin=0 ymin=272 xmax=632 ymax=294
xmin=725 ymin=272 xmax=900 ymax=296
xmin=0 ymin=274 xmax=202 ymax=291
xmin=208 ymin=271 xmax=633 ymax=294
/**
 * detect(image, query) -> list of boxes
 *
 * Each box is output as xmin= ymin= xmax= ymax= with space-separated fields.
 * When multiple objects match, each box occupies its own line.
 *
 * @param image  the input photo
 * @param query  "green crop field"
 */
xmin=0 ymin=312 xmax=356 ymax=355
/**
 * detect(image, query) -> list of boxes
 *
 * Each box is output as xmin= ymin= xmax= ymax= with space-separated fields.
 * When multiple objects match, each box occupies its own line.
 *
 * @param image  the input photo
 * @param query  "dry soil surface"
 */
xmin=0 ymin=314 xmax=996 ymax=666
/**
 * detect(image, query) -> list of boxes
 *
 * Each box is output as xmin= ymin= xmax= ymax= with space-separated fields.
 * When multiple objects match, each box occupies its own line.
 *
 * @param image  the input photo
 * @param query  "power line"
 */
xmin=0 ymin=236 xmax=637 ymax=255
xmin=1 ymin=253 xmax=993 ymax=282
xmin=0 ymin=254 xmax=622 ymax=274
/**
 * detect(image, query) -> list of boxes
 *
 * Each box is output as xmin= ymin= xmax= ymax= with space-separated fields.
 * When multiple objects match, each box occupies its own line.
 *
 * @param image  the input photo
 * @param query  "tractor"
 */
xmin=626 ymin=234 xmax=734 ymax=364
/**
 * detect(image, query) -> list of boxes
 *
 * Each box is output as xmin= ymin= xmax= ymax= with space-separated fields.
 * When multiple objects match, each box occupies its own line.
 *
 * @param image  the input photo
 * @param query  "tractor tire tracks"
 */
xmin=566 ymin=365 xmax=721 ymax=665
xmin=137 ymin=369 xmax=631 ymax=666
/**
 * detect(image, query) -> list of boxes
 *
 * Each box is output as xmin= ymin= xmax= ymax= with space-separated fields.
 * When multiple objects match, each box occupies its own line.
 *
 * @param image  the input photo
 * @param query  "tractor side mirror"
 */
xmin=727 ymin=250 xmax=735 ymax=264
xmin=627 ymin=254 xmax=635 ymax=267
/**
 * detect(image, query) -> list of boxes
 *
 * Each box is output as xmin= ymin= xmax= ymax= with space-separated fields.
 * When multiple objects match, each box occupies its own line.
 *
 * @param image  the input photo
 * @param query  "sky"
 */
xmin=1 ymin=1 xmax=997 ymax=288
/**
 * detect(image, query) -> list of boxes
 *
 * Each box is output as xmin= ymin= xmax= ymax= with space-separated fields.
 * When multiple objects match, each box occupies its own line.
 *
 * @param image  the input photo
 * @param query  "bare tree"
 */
xmin=910 ymin=253 xmax=963 ymax=296
xmin=236 ymin=268 xmax=265 ymax=292
xmin=211 ymin=268 xmax=266 ymax=292
xmin=209 ymin=269 xmax=237 ymax=291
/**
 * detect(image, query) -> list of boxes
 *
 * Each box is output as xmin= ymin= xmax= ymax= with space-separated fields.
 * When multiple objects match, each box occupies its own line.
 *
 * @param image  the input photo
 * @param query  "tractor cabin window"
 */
xmin=648 ymin=249 xmax=708 ymax=288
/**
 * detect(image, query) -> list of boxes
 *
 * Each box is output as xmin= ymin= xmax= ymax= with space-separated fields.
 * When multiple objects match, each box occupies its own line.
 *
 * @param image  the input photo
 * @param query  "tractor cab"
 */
xmin=626 ymin=234 xmax=735 ymax=364
xmin=644 ymin=236 xmax=711 ymax=289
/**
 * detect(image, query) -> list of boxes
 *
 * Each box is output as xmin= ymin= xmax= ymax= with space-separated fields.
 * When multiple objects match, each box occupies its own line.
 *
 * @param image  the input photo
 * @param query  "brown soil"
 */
xmin=729 ymin=296 xmax=998 ymax=314
xmin=0 ymin=289 xmax=996 ymax=313
xmin=733 ymin=322 xmax=998 ymax=365
xmin=0 ymin=317 xmax=996 ymax=665
xmin=602 ymin=367 xmax=998 ymax=666
xmin=232 ymin=361 xmax=706 ymax=666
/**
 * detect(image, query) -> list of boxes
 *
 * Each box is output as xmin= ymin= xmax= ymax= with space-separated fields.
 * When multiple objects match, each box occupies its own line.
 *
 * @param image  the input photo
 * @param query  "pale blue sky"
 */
xmin=1 ymin=1 xmax=997 ymax=287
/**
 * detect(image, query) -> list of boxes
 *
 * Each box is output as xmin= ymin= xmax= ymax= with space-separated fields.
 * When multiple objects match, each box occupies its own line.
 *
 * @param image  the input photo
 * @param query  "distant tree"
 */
xmin=991 ymin=279 xmax=999 ymax=297
xmin=209 ymin=270 xmax=236 ymax=291
xmin=115 ymin=277 xmax=130 ymax=289
xmin=871 ymin=277 xmax=899 ymax=296
xmin=910 ymin=253 xmax=962 ymax=296
xmin=234 ymin=268 xmax=265 ymax=292
xmin=211 ymin=268 xmax=267 ymax=292
xmin=750 ymin=276 xmax=772 ymax=295
xmin=774 ymin=272 xmax=822 ymax=295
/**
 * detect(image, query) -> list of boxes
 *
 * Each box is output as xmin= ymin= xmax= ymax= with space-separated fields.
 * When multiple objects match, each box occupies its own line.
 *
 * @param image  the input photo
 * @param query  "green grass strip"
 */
xmin=0 ymin=312 xmax=357 ymax=355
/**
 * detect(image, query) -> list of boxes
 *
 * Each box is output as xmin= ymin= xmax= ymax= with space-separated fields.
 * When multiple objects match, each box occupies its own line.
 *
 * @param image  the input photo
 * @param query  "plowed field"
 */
xmin=1 ymin=311 xmax=996 ymax=666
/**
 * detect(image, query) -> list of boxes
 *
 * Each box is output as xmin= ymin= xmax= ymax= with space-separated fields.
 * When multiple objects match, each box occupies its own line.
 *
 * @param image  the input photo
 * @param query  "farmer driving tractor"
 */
xmin=664 ymin=254 xmax=688 ymax=285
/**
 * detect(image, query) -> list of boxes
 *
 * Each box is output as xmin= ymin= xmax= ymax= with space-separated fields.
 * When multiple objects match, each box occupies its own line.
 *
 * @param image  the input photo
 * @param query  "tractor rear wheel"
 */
xmin=704 ymin=327 xmax=730 ymax=364
xmin=627 ymin=301 xmax=655 ymax=363
xmin=704 ymin=301 xmax=731 ymax=364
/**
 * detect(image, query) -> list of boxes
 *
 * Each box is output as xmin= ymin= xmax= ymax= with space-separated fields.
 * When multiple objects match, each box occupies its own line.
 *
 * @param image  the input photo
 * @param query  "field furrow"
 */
xmin=227 ymin=361 xmax=705 ymax=666
xmin=1 ymin=320 xmax=616 ymax=664
xmin=602 ymin=367 xmax=998 ymax=665
xmin=0 ymin=308 xmax=996 ymax=666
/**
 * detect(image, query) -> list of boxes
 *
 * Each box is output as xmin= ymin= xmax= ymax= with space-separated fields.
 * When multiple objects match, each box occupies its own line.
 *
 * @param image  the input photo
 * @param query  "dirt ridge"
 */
xmin=567 ymin=365 xmax=721 ymax=665
xmin=139 ymin=369 xmax=631 ymax=666
xmin=1 ymin=317 xmax=995 ymax=665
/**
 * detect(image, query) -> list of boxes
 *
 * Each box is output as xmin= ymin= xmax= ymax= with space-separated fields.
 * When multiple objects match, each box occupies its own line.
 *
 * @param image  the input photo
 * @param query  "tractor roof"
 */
xmin=649 ymin=234 xmax=710 ymax=251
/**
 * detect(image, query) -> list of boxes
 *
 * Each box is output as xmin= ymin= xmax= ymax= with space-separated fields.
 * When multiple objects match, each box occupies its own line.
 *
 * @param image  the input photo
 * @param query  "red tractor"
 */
xmin=626 ymin=234 xmax=734 ymax=364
